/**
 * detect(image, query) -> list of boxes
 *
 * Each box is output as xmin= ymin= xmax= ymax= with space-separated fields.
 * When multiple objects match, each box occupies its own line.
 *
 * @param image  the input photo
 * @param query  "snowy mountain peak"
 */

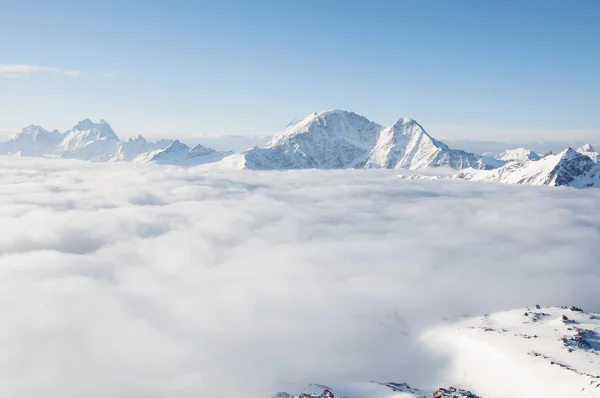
xmin=578 ymin=143 xmax=595 ymax=153
xmin=126 ymin=135 xmax=148 ymax=143
xmin=162 ymin=140 xmax=189 ymax=153
xmin=494 ymin=148 xmax=540 ymax=162
xmin=392 ymin=117 xmax=419 ymax=128
xmin=13 ymin=125 xmax=61 ymax=141
xmin=140 ymin=139 xmax=232 ymax=165
xmin=189 ymin=144 xmax=216 ymax=157
xmin=70 ymin=118 xmax=118 ymax=140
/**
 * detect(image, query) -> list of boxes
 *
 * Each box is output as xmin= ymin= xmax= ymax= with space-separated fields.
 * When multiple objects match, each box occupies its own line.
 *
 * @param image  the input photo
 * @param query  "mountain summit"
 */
xmin=242 ymin=110 xmax=499 ymax=170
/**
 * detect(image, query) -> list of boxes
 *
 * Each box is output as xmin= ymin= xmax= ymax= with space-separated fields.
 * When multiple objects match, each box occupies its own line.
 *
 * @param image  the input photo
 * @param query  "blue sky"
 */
xmin=1 ymin=0 xmax=599 ymax=141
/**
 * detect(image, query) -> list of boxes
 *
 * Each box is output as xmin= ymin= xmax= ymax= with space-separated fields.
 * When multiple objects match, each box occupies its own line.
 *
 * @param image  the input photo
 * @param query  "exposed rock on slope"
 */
xmin=274 ymin=381 xmax=427 ymax=398
xmin=577 ymin=143 xmax=598 ymax=163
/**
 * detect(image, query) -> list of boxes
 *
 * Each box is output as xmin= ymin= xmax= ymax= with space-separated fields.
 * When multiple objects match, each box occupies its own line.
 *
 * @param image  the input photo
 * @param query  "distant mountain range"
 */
xmin=0 ymin=119 xmax=232 ymax=165
xmin=456 ymin=145 xmax=599 ymax=188
xmin=1 ymin=111 xmax=598 ymax=188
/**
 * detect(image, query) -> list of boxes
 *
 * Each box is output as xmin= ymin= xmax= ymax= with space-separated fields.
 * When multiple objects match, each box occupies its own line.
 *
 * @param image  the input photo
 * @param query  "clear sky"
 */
xmin=1 ymin=0 xmax=599 ymax=142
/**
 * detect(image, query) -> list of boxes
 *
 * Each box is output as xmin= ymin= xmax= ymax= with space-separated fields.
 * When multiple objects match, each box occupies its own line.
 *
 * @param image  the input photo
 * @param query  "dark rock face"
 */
xmin=551 ymin=149 xmax=598 ymax=186
xmin=433 ymin=387 xmax=482 ymax=398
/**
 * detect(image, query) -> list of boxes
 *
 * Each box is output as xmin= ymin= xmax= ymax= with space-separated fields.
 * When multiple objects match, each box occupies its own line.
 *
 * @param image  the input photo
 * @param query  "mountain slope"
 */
xmin=494 ymin=148 xmax=540 ymax=162
xmin=424 ymin=306 xmax=600 ymax=398
xmin=242 ymin=110 xmax=500 ymax=171
xmin=365 ymin=118 xmax=501 ymax=170
xmin=455 ymin=148 xmax=600 ymax=187
xmin=110 ymin=135 xmax=173 ymax=162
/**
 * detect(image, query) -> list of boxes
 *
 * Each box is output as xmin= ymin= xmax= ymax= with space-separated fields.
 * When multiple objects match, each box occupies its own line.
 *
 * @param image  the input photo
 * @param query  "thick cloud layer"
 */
xmin=0 ymin=157 xmax=599 ymax=397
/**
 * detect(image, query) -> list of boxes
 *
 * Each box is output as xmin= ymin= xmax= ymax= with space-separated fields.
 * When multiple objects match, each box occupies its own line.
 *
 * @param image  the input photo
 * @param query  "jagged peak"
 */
xmin=494 ymin=148 xmax=540 ymax=162
xmin=392 ymin=117 xmax=419 ymax=128
xmin=11 ymin=124 xmax=61 ymax=141
xmin=163 ymin=140 xmax=189 ymax=152
xmin=578 ymin=143 xmax=595 ymax=153
xmin=189 ymin=144 xmax=216 ymax=156
xmin=125 ymin=134 xmax=147 ymax=143
xmin=70 ymin=118 xmax=117 ymax=139
xmin=289 ymin=109 xmax=378 ymax=129
xmin=20 ymin=124 xmax=50 ymax=134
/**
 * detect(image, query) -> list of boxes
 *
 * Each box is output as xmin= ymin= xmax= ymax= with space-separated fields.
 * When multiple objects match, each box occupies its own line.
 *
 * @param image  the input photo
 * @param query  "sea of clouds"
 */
xmin=0 ymin=156 xmax=599 ymax=397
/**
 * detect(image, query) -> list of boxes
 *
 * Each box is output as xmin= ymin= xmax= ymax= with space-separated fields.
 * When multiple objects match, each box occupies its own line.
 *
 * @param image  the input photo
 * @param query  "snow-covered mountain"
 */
xmin=242 ymin=110 xmax=500 ymax=171
xmin=365 ymin=117 xmax=502 ymax=170
xmin=494 ymin=148 xmax=540 ymax=162
xmin=0 ymin=125 xmax=63 ymax=156
xmin=577 ymin=143 xmax=598 ymax=163
xmin=455 ymin=148 xmax=600 ymax=188
xmin=135 ymin=140 xmax=233 ymax=165
xmin=50 ymin=119 xmax=120 ymax=161
xmin=244 ymin=110 xmax=384 ymax=170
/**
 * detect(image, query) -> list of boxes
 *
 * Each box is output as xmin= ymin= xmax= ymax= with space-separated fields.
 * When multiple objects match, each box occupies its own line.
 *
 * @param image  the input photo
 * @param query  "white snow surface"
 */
xmin=280 ymin=306 xmax=600 ymax=398
xmin=493 ymin=148 xmax=540 ymax=162
xmin=424 ymin=306 xmax=600 ymax=398
xmin=455 ymin=148 xmax=600 ymax=187
xmin=0 ymin=157 xmax=599 ymax=397
xmin=241 ymin=110 xmax=501 ymax=171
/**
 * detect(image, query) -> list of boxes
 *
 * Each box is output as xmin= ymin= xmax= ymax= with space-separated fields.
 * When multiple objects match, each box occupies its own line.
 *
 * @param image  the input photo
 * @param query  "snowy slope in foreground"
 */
xmin=455 ymin=148 xmax=600 ymax=187
xmin=242 ymin=110 xmax=500 ymax=171
xmin=278 ymin=306 xmax=599 ymax=398
xmin=273 ymin=382 xmax=428 ymax=398
xmin=424 ymin=306 xmax=600 ymax=398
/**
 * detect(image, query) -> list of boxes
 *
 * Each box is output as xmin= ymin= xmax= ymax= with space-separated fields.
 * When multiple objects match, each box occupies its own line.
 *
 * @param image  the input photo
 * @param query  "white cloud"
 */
xmin=0 ymin=64 xmax=81 ymax=78
xmin=0 ymin=157 xmax=598 ymax=397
